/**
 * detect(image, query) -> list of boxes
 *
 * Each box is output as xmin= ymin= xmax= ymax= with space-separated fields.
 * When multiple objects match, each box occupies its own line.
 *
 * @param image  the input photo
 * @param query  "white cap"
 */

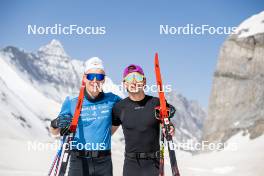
xmin=84 ymin=57 xmax=104 ymax=73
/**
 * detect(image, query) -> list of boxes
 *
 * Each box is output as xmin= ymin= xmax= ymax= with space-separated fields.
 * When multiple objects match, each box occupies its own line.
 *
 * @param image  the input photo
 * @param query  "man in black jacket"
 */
xmin=112 ymin=64 xmax=175 ymax=176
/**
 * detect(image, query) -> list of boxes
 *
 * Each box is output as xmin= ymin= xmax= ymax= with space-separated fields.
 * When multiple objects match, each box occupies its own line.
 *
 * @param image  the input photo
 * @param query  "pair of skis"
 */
xmin=154 ymin=53 xmax=181 ymax=176
xmin=48 ymin=75 xmax=86 ymax=176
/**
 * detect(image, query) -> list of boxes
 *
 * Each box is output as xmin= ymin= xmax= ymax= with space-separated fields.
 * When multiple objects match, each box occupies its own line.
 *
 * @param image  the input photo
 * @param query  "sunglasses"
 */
xmin=86 ymin=73 xmax=105 ymax=81
xmin=124 ymin=72 xmax=144 ymax=83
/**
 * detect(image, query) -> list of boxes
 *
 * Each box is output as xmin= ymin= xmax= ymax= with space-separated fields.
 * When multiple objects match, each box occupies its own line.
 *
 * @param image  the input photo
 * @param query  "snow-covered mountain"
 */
xmin=235 ymin=11 xmax=264 ymax=38
xmin=1 ymin=40 xmax=123 ymax=103
xmin=166 ymin=92 xmax=206 ymax=144
xmin=0 ymin=40 xmax=206 ymax=144
xmin=203 ymin=10 xmax=264 ymax=144
xmin=0 ymin=54 xmax=59 ymax=140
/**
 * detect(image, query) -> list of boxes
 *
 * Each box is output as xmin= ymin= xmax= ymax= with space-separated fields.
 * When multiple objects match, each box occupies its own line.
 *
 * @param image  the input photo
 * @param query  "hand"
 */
xmin=50 ymin=117 xmax=59 ymax=129
xmin=58 ymin=115 xmax=72 ymax=128
xmin=162 ymin=123 xmax=175 ymax=137
xmin=58 ymin=114 xmax=72 ymax=136
xmin=155 ymin=104 xmax=176 ymax=120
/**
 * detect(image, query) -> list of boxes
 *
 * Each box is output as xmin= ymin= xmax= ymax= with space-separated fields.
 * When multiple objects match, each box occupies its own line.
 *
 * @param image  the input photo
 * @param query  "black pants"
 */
xmin=68 ymin=154 xmax=113 ymax=176
xmin=123 ymin=157 xmax=159 ymax=176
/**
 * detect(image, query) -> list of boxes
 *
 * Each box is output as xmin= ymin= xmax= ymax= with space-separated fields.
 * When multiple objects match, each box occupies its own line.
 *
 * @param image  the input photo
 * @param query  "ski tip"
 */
xmin=155 ymin=52 xmax=159 ymax=64
xmin=81 ymin=75 xmax=86 ymax=83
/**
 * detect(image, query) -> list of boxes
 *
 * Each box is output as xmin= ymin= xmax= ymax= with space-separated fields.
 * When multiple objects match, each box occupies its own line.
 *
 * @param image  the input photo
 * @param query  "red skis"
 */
xmin=69 ymin=75 xmax=86 ymax=132
xmin=49 ymin=75 xmax=86 ymax=176
xmin=58 ymin=75 xmax=86 ymax=176
xmin=154 ymin=53 xmax=180 ymax=176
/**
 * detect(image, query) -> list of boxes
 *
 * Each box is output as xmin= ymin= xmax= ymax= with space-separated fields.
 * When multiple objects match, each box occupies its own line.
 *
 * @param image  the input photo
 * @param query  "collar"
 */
xmin=128 ymin=95 xmax=150 ymax=106
xmin=85 ymin=91 xmax=105 ymax=102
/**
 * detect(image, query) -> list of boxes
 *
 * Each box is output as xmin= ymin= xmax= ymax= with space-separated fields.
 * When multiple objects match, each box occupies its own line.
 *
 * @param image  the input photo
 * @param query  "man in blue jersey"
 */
xmin=50 ymin=57 xmax=121 ymax=176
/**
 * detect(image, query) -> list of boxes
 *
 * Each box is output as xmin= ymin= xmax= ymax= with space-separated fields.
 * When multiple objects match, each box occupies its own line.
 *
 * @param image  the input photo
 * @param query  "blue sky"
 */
xmin=0 ymin=0 xmax=263 ymax=108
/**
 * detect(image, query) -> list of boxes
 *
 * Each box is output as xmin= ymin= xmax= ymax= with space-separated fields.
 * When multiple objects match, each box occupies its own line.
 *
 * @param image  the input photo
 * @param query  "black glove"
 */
xmin=50 ymin=115 xmax=72 ymax=136
xmin=59 ymin=114 xmax=72 ymax=136
xmin=58 ymin=115 xmax=72 ymax=128
xmin=50 ymin=117 xmax=59 ymax=129
xmin=155 ymin=104 xmax=176 ymax=120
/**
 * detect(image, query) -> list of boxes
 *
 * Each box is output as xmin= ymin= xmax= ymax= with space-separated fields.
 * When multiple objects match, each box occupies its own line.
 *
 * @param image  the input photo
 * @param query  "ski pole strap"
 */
xmin=125 ymin=151 xmax=161 ymax=159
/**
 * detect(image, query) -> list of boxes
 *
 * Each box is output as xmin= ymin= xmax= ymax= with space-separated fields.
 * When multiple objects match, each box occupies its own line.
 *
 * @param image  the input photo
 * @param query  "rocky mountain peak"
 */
xmin=38 ymin=39 xmax=69 ymax=59
xmin=203 ymin=11 xmax=264 ymax=144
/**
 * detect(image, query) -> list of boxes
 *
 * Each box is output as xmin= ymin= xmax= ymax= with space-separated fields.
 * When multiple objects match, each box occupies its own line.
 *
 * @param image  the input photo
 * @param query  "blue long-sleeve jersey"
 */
xmin=58 ymin=92 xmax=121 ymax=151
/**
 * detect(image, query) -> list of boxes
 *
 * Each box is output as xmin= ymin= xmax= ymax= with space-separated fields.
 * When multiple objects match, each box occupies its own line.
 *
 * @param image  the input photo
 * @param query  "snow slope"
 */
xmin=0 ymin=54 xmax=60 ymax=140
xmin=0 ymin=133 xmax=262 ymax=176
xmin=179 ymin=133 xmax=264 ymax=176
